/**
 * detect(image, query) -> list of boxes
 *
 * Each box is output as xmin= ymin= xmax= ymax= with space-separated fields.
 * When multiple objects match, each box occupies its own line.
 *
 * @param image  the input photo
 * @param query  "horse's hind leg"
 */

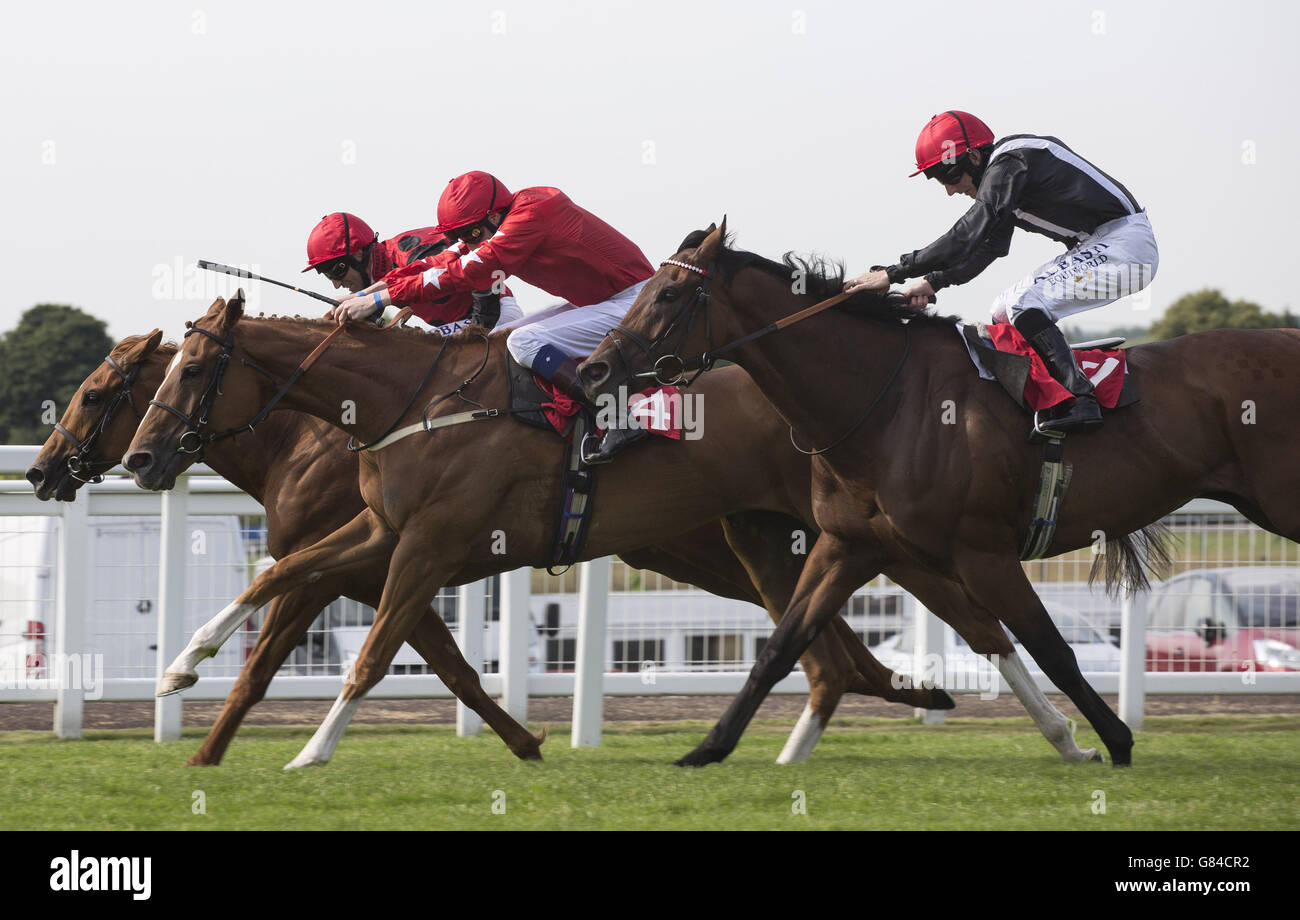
xmin=159 ymin=509 xmax=396 ymax=694
xmin=889 ymin=564 xmax=1100 ymax=763
xmin=957 ymin=551 xmax=1132 ymax=766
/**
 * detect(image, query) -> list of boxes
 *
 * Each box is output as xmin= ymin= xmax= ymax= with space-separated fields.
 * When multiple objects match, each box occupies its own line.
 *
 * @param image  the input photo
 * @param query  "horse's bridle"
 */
xmin=146 ymin=324 xmax=332 ymax=458
xmin=603 ymin=259 xmax=720 ymax=389
xmin=600 ymin=256 xmax=912 ymax=455
xmin=54 ymin=354 xmax=145 ymax=483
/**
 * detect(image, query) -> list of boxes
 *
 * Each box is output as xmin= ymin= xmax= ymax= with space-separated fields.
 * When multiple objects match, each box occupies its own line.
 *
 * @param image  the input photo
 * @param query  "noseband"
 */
xmin=146 ymin=324 xmax=330 ymax=458
xmin=54 ymin=354 xmax=144 ymax=483
xmin=599 ymin=256 xmax=912 ymax=455
xmin=604 ymin=259 xmax=718 ymax=388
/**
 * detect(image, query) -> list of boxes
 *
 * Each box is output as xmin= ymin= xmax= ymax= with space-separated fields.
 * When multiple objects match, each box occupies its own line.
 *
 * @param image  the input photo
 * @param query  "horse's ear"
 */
xmin=221 ymin=289 xmax=246 ymax=330
xmin=694 ymin=216 xmax=728 ymax=265
xmin=112 ymin=329 xmax=165 ymax=368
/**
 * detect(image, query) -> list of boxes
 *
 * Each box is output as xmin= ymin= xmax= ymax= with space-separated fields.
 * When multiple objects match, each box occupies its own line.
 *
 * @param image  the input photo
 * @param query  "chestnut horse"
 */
xmin=28 ymin=321 xmax=939 ymax=764
xmin=580 ymin=220 xmax=1300 ymax=767
xmin=120 ymin=294 xmax=1115 ymax=769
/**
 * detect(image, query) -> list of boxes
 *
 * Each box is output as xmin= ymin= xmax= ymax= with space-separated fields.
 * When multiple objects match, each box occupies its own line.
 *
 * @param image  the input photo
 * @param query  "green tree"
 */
xmin=0 ymin=304 xmax=114 ymax=444
xmin=1148 ymin=288 xmax=1298 ymax=340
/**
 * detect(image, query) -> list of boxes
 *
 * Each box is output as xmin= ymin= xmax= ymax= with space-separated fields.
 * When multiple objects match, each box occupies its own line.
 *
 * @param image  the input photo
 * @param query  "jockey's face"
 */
xmin=943 ymin=173 xmax=978 ymax=199
xmin=332 ymin=265 xmax=368 ymax=292
xmin=941 ymin=148 xmax=980 ymax=199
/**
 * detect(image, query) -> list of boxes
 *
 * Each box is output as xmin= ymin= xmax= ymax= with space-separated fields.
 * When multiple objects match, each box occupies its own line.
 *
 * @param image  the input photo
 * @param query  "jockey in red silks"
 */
xmin=306 ymin=211 xmax=522 ymax=334
xmin=846 ymin=111 xmax=1158 ymax=433
xmin=328 ymin=172 xmax=655 ymax=462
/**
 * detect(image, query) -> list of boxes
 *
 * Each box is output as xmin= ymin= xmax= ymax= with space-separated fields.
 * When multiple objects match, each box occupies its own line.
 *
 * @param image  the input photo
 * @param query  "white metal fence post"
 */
xmin=1119 ymin=567 xmax=1149 ymax=731
xmin=911 ymin=593 xmax=946 ymax=724
xmin=499 ymin=567 xmax=531 ymax=723
xmin=572 ymin=556 xmax=611 ymax=747
xmin=155 ymin=478 xmax=188 ymax=741
xmin=456 ymin=579 xmax=487 ymax=736
xmin=54 ymin=497 xmax=88 ymax=738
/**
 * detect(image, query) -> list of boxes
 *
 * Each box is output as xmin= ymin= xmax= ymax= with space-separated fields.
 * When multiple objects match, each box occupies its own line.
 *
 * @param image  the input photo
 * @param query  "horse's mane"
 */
xmin=241 ymin=313 xmax=510 ymax=346
xmin=675 ymin=229 xmax=961 ymax=327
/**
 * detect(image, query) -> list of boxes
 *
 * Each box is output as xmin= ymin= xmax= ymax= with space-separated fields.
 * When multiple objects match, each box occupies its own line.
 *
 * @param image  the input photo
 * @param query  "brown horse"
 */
xmin=120 ymin=294 xmax=1131 ymax=769
xmin=28 ymin=320 xmax=940 ymax=764
xmin=580 ymin=220 xmax=1300 ymax=766
xmin=109 ymin=299 xmax=966 ymax=765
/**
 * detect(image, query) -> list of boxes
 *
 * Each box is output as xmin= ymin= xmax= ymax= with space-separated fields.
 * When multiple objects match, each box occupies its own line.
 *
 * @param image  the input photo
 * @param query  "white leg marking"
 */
xmin=157 ymin=601 xmax=257 ymax=693
xmin=776 ymin=703 xmax=826 ymax=765
xmin=995 ymin=650 xmax=1100 ymax=763
xmin=284 ymin=694 xmax=360 ymax=769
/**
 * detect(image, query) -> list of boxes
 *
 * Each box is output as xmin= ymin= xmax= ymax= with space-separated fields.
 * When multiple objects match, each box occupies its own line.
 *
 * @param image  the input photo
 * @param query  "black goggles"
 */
xmin=923 ymin=156 xmax=968 ymax=185
xmin=319 ymin=258 xmax=353 ymax=281
xmin=446 ymin=223 xmax=486 ymax=245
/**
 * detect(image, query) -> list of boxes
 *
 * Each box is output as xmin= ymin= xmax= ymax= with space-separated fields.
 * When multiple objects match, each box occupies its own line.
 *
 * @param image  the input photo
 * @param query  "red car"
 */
xmin=1145 ymin=568 xmax=1300 ymax=672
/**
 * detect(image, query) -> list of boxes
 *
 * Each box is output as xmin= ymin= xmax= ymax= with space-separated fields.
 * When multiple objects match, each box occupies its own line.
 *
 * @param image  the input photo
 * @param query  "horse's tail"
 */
xmin=1090 ymin=522 xmax=1174 ymax=596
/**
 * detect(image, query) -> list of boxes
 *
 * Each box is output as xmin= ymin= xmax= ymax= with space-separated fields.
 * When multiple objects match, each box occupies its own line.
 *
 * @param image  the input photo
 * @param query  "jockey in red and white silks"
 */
xmin=328 ymin=172 xmax=654 ymax=461
xmin=307 ymin=211 xmax=522 ymax=333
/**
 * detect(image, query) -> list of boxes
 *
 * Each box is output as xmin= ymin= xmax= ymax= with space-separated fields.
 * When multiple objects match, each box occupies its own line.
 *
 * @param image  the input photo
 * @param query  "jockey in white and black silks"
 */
xmin=306 ymin=211 xmax=522 ymax=334
xmin=329 ymin=172 xmax=655 ymax=462
xmin=846 ymin=110 xmax=1159 ymax=432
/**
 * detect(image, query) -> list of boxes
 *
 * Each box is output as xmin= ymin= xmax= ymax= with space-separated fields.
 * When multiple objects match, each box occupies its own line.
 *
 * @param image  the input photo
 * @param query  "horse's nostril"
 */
xmin=581 ymin=361 xmax=609 ymax=385
xmin=25 ymin=467 xmax=44 ymax=486
xmin=126 ymin=452 xmax=152 ymax=471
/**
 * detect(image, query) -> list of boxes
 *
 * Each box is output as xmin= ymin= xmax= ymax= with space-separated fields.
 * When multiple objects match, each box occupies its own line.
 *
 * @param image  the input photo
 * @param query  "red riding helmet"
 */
xmin=909 ymin=111 xmax=995 ymax=177
xmin=432 ymin=171 xmax=516 ymax=235
xmin=302 ymin=212 xmax=378 ymax=272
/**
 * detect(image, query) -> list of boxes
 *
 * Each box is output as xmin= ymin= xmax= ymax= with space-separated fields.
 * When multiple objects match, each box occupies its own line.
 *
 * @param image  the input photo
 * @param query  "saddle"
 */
xmin=960 ymin=323 xmax=1140 ymax=414
xmin=506 ymin=353 xmax=596 ymax=573
xmin=958 ymin=323 xmax=1139 ymax=561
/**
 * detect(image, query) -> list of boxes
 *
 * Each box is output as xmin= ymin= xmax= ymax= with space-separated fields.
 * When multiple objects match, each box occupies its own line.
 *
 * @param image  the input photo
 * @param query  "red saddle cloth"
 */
xmin=986 ymin=323 xmax=1127 ymax=412
xmin=531 ymin=375 xmax=582 ymax=435
xmin=532 ymin=377 xmax=683 ymax=439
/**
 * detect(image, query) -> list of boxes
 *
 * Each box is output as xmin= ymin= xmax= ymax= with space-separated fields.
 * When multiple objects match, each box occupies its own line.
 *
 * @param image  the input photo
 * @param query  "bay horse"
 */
xmin=119 ymin=294 xmax=1109 ymax=769
xmin=580 ymin=220 xmax=1300 ymax=767
xmin=28 ymin=321 xmax=938 ymax=764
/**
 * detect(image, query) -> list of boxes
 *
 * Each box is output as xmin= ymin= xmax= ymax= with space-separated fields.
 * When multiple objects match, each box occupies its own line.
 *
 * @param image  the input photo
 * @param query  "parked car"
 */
xmin=1145 ymin=568 xmax=1300 ymax=672
xmin=868 ymin=603 xmax=1122 ymax=686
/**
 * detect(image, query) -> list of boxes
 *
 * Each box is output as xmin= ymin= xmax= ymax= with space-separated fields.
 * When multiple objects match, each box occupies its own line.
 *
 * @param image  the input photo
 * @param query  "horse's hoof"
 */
xmin=185 ymin=756 xmax=218 ymax=767
xmin=156 ymin=672 xmax=197 ymax=696
xmin=675 ymin=746 xmax=725 ymax=768
xmin=930 ymin=688 xmax=957 ymax=710
xmin=283 ymin=754 xmax=328 ymax=770
xmin=1087 ymin=748 xmax=1104 ymax=763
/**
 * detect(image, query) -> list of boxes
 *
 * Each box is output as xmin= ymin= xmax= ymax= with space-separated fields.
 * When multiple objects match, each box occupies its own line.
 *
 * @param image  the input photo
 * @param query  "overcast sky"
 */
xmin=2 ymin=0 xmax=1296 ymax=342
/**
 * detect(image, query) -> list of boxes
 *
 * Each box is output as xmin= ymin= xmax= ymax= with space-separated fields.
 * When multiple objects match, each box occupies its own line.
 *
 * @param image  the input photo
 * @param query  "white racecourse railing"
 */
xmin=2 ymin=444 xmax=1297 ymax=745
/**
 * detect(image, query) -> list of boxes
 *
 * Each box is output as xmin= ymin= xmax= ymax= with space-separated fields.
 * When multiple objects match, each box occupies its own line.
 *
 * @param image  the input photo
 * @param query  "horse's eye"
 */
xmin=182 ymin=364 xmax=202 ymax=378
xmin=660 ymin=288 xmax=679 ymax=303
xmin=83 ymin=391 xmax=100 ymax=406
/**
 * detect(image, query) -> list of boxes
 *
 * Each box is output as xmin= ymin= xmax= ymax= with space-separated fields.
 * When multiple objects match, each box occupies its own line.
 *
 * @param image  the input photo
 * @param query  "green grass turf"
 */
xmin=1 ymin=715 xmax=1297 ymax=830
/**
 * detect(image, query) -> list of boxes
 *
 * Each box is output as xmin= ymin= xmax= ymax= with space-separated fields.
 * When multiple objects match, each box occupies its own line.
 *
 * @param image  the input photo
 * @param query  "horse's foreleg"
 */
xmin=285 ymin=530 xmax=493 ymax=769
xmin=403 ymin=613 xmax=544 ymax=760
xmin=994 ymin=649 xmax=1102 ymax=763
xmin=158 ymin=509 xmax=395 ymax=695
xmin=186 ymin=581 xmax=340 ymax=765
xmin=678 ymin=534 xmax=888 ymax=767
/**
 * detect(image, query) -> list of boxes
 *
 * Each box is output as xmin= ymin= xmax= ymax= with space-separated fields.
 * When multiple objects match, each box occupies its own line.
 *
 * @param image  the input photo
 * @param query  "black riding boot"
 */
xmin=1013 ymin=309 xmax=1103 ymax=432
xmin=546 ymin=359 xmax=649 ymax=464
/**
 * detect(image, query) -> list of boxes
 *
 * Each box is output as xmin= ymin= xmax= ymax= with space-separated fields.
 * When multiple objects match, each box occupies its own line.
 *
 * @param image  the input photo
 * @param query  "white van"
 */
xmin=0 ymin=515 xmax=251 ymax=682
